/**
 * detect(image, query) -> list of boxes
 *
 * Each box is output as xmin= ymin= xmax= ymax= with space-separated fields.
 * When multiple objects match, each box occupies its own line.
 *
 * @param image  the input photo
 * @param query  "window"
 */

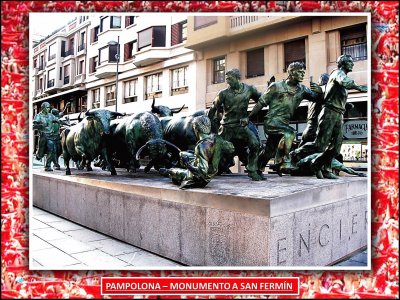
xmin=341 ymin=25 xmax=367 ymax=61
xmin=47 ymin=68 xmax=55 ymax=88
xmin=48 ymin=43 xmax=56 ymax=60
xmin=92 ymin=89 xmax=100 ymax=108
xmin=105 ymin=84 xmax=116 ymax=106
xmin=89 ymin=56 xmax=98 ymax=73
xmin=124 ymin=79 xmax=138 ymax=103
xmin=194 ymin=16 xmax=217 ymax=30
xmin=99 ymin=45 xmax=119 ymax=65
xmin=91 ymin=26 xmax=99 ymax=43
xmin=171 ymin=21 xmax=187 ymax=46
xmin=100 ymin=16 xmax=121 ymax=32
xmin=78 ymin=32 xmax=85 ymax=51
xmin=213 ymin=57 xmax=225 ymax=84
xmin=64 ymin=65 xmax=70 ymax=84
xmin=111 ymin=16 xmax=121 ymax=28
xmin=77 ymin=96 xmax=87 ymax=112
xmin=124 ymin=40 xmax=136 ymax=61
xmin=79 ymin=16 xmax=88 ymax=24
xmin=171 ymin=66 xmax=188 ymax=95
xmin=145 ymin=73 xmax=162 ymax=99
xmin=138 ymin=26 xmax=166 ymax=51
xmin=125 ymin=16 xmax=135 ymax=27
xmin=246 ymin=48 xmax=264 ymax=78
xmin=100 ymin=17 xmax=108 ymax=32
xmin=78 ymin=60 xmax=84 ymax=75
xmin=59 ymin=67 xmax=62 ymax=80
xmin=284 ymin=39 xmax=306 ymax=71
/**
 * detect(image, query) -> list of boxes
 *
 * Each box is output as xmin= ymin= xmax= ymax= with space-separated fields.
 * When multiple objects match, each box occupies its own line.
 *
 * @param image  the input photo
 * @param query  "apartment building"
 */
xmin=32 ymin=15 xmax=90 ymax=117
xmin=185 ymin=15 xmax=369 ymax=166
xmin=31 ymin=14 xmax=196 ymax=120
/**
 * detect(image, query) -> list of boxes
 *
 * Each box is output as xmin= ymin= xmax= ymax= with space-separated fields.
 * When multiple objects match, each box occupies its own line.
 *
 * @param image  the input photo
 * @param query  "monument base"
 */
xmin=32 ymin=168 xmax=368 ymax=267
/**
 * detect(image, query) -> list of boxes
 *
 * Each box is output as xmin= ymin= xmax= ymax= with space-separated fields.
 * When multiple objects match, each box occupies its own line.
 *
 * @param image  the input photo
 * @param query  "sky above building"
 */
xmin=30 ymin=13 xmax=76 ymax=43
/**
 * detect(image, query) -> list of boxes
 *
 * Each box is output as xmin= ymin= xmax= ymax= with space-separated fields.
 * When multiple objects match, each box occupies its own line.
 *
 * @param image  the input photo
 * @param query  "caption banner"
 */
xmin=101 ymin=277 xmax=300 ymax=295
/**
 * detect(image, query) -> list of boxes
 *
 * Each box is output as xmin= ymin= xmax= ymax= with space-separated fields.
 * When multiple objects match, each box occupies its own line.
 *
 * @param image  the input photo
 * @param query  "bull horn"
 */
xmin=171 ymin=104 xmax=185 ymax=114
xmin=161 ymin=140 xmax=181 ymax=153
xmin=135 ymin=141 xmax=150 ymax=160
xmin=151 ymin=96 xmax=155 ymax=109
xmin=77 ymin=111 xmax=83 ymax=122
xmin=85 ymin=109 xmax=94 ymax=117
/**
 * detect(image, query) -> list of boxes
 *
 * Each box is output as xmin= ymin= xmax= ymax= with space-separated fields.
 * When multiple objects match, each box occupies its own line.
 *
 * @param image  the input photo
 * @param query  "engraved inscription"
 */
xmin=299 ymin=228 xmax=310 ymax=257
xmin=318 ymin=224 xmax=330 ymax=247
xmin=277 ymin=238 xmax=287 ymax=265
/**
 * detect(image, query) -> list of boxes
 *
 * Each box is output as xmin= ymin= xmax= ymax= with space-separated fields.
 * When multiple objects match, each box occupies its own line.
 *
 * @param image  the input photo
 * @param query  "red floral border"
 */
xmin=1 ymin=1 xmax=398 ymax=299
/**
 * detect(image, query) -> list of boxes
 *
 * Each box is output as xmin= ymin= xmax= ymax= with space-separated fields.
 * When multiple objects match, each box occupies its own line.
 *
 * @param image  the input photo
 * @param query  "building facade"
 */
xmin=31 ymin=14 xmax=369 ymax=168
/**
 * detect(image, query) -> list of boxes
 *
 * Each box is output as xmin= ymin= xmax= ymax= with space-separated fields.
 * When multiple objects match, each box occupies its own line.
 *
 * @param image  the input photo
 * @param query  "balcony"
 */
xmin=38 ymin=63 xmax=45 ymax=71
xmin=62 ymin=48 xmax=74 ymax=58
xmin=186 ymin=16 xmax=304 ymax=50
xmin=77 ymin=43 xmax=86 ymax=55
xmin=74 ymin=74 xmax=86 ymax=85
xmin=95 ymin=62 xmax=117 ymax=79
xmin=35 ymin=89 xmax=42 ymax=96
xmin=133 ymin=48 xmax=171 ymax=68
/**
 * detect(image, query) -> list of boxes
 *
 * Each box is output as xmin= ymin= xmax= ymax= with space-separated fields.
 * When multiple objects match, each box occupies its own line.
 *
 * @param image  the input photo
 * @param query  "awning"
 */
xmin=32 ymin=87 xmax=86 ymax=104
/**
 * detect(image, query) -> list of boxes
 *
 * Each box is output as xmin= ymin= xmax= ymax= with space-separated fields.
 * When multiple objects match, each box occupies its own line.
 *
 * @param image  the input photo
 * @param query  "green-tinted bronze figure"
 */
xmin=290 ymin=153 xmax=366 ymax=177
xmin=33 ymin=102 xmax=59 ymax=171
xmin=291 ymin=55 xmax=367 ymax=179
xmin=249 ymin=62 xmax=322 ymax=174
xmin=298 ymin=73 xmax=329 ymax=147
xmin=160 ymin=115 xmax=235 ymax=189
xmin=208 ymin=68 xmax=264 ymax=181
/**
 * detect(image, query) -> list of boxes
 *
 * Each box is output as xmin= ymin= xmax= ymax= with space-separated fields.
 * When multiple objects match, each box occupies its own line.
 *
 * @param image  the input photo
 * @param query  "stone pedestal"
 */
xmin=32 ymin=169 xmax=368 ymax=267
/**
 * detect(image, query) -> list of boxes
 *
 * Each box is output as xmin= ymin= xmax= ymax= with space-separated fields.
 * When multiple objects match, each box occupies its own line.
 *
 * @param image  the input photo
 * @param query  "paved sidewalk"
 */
xmin=30 ymin=206 xmax=182 ymax=269
xmin=31 ymin=207 xmax=367 ymax=269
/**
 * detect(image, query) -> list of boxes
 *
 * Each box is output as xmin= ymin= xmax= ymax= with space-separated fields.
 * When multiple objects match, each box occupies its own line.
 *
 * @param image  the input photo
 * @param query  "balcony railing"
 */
xmin=64 ymin=76 xmax=70 ymax=85
xmin=47 ymin=79 xmax=55 ymax=88
xmin=48 ymin=54 xmax=56 ymax=61
xmin=62 ymin=48 xmax=74 ymax=57
xmin=78 ymin=43 xmax=86 ymax=51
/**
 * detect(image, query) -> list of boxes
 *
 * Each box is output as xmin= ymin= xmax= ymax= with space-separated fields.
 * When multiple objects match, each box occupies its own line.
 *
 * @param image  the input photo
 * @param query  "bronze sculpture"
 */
xmin=298 ymin=73 xmax=329 ymax=147
xmin=61 ymin=109 xmax=125 ymax=175
xmin=159 ymin=115 xmax=235 ymax=189
xmin=208 ymin=68 xmax=264 ymax=181
xmin=33 ymin=102 xmax=60 ymax=171
xmin=249 ymin=62 xmax=322 ymax=174
xmin=291 ymin=152 xmax=366 ymax=177
xmin=291 ymin=55 xmax=367 ymax=179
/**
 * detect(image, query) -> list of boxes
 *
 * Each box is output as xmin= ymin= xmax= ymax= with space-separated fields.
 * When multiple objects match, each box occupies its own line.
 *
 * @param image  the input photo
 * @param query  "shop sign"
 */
xmin=343 ymin=120 xmax=368 ymax=139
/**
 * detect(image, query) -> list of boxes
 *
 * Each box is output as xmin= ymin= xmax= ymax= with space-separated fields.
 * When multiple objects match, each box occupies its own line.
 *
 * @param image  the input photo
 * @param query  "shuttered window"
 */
xmin=284 ymin=39 xmax=306 ymax=71
xmin=90 ymin=26 xmax=99 ymax=43
xmin=171 ymin=21 xmax=187 ymax=46
xmin=246 ymin=48 xmax=264 ymax=78
xmin=89 ymin=56 xmax=98 ymax=73
xmin=125 ymin=16 xmax=135 ymax=27
xmin=340 ymin=25 xmax=367 ymax=61
xmin=124 ymin=40 xmax=136 ymax=61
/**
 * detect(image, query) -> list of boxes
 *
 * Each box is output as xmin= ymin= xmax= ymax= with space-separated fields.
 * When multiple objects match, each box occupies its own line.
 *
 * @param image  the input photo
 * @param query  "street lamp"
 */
xmin=108 ymin=36 xmax=120 ymax=112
